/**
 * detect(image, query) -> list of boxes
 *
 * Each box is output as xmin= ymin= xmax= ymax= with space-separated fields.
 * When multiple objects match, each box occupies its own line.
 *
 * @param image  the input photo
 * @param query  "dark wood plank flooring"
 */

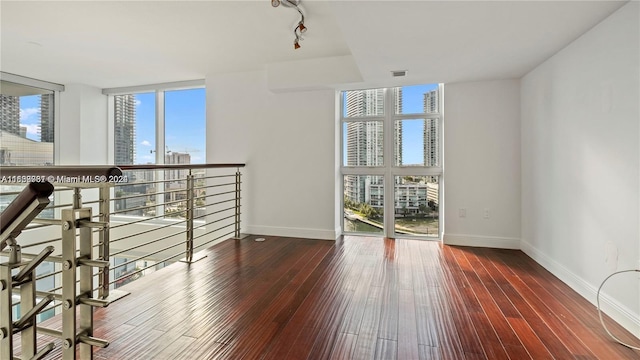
xmin=28 ymin=236 xmax=640 ymax=359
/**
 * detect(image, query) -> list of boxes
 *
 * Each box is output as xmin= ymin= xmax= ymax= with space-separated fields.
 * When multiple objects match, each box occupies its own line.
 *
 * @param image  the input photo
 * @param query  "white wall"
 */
xmin=521 ymin=2 xmax=639 ymax=336
xmin=58 ymin=84 xmax=109 ymax=165
xmin=443 ymin=79 xmax=521 ymax=248
xmin=206 ymin=70 xmax=338 ymax=240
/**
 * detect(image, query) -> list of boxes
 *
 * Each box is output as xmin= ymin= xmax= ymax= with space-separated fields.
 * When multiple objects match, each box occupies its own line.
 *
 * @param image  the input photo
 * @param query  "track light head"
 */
xmin=273 ymin=0 xmax=306 ymax=50
xmin=281 ymin=0 xmax=300 ymax=7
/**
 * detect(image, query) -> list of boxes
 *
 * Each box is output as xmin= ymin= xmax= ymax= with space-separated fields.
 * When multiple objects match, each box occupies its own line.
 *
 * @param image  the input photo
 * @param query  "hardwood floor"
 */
xmin=30 ymin=236 xmax=640 ymax=359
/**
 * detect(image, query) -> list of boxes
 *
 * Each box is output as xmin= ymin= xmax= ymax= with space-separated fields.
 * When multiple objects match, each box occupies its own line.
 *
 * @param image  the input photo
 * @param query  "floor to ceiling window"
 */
xmin=105 ymin=81 xmax=206 ymax=218
xmin=0 ymin=72 xmax=62 ymax=321
xmin=0 ymin=73 xmax=61 ymax=167
xmin=109 ymin=85 xmax=206 ymax=167
xmin=0 ymin=72 xmax=62 ymax=219
xmin=341 ymin=84 xmax=443 ymax=239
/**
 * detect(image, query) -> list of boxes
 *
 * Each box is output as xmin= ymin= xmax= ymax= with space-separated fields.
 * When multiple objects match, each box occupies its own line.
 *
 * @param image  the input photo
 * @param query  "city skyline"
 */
xmin=342 ymin=84 xmax=439 ymax=166
xmin=1 ymin=93 xmax=54 ymax=166
xmin=131 ymin=89 xmax=206 ymax=165
xmin=15 ymin=85 xmax=435 ymax=168
xmin=8 ymin=94 xmax=53 ymax=143
xmin=343 ymin=84 xmax=441 ymax=217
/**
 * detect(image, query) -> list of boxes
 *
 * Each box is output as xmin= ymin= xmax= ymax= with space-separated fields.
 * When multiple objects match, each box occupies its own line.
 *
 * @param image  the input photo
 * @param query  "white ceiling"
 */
xmin=0 ymin=0 xmax=627 ymax=89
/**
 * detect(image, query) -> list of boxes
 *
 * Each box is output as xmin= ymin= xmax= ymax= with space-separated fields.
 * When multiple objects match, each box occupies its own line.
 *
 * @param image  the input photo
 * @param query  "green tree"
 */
xmin=370 ymin=207 xmax=381 ymax=219
xmin=359 ymin=203 xmax=373 ymax=218
xmin=418 ymin=204 xmax=428 ymax=217
xmin=344 ymin=196 xmax=356 ymax=210
xmin=428 ymin=200 xmax=438 ymax=212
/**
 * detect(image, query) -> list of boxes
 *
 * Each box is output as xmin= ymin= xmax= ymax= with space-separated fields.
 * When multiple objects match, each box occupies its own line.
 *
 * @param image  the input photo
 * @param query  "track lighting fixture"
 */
xmin=272 ymin=0 xmax=307 ymax=50
xmin=280 ymin=0 xmax=300 ymax=7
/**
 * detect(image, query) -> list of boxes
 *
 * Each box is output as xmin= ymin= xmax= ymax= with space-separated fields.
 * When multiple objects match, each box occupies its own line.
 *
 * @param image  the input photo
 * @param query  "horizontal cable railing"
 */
xmin=0 ymin=163 xmax=245 ymax=359
xmin=0 ymin=166 xmax=123 ymax=360
xmin=108 ymin=164 xmax=244 ymax=283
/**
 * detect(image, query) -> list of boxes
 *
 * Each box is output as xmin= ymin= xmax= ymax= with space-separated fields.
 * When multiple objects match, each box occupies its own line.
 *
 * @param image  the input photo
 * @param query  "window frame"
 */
xmin=103 ymin=79 xmax=205 ymax=165
xmin=340 ymin=84 xmax=444 ymax=239
xmin=104 ymin=80 xmax=205 ymax=220
xmin=0 ymin=72 xmax=63 ymax=165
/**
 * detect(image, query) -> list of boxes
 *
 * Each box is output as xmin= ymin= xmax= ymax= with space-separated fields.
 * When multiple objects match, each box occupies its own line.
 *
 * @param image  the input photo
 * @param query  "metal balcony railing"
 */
xmin=0 ymin=163 xmax=245 ymax=359
xmin=107 ymin=164 xmax=245 ymax=291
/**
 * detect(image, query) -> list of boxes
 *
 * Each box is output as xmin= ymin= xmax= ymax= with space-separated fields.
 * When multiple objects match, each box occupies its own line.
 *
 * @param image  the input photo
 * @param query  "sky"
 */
xmin=19 ymin=95 xmax=42 ymax=141
xmin=134 ymin=88 xmax=206 ymax=164
xmin=18 ymin=89 xmax=206 ymax=164
xmin=342 ymin=83 xmax=439 ymax=166
xmin=18 ymin=84 xmax=435 ymax=166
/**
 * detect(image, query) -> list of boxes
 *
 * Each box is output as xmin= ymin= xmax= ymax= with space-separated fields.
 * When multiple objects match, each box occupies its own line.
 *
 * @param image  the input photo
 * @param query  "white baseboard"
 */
xmin=521 ymin=240 xmax=640 ymax=339
xmin=443 ymin=233 xmax=520 ymax=249
xmin=247 ymin=225 xmax=337 ymax=241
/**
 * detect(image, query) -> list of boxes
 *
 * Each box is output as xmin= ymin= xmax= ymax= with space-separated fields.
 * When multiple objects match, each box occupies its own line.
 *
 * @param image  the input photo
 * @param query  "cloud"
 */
xmin=140 ymin=140 xmax=152 ymax=146
xmin=134 ymin=100 xmax=142 ymax=106
xmin=22 ymin=123 xmax=40 ymax=136
xmin=20 ymin=107 xmax=39 ymax=122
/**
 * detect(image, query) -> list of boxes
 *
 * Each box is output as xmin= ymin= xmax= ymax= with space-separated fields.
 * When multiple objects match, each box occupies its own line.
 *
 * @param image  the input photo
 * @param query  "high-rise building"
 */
xmin=345 ymin=88 xmax=384 ymax=166
xmin=114 ymin=94 xmax=136 ymax=165
xmin=1 ymin=93 xmax=54 ymax=142
xmin=345 ymin=89 xmax=383 ymax=204
xmin=165 ymin=151 xmax=191 ymax=165
xmin=165 ymin=151 xmax=191 ymax=181
xmin=423 ymin=90 xmax=439 ymax=167
xmin=0 ymin=93 xmax=55 ymax=165
xmin=344 ymin=87 xmax=441 ymax=217
xmin=39 ymin=94 xmax=54 ymax=143
xmin=424 ymin=89 xmax=438 ymax=114
xmin=344 ymin=88 xmax=402 ymax=204
xmin=0 ymin=95 xmax=21 ymax=136
xmin=163 ymin=151 xmax=192 ymax=205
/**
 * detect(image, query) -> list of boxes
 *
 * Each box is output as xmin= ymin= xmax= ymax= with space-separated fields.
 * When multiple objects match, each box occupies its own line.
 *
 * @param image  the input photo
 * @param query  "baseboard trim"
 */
xmin=443 ymin=233 xmax=520 ymax=249
xmin=247 ymin=225 xmax=337 ymax=241
xmin=521 ymin=240 xmax=640 ymax=339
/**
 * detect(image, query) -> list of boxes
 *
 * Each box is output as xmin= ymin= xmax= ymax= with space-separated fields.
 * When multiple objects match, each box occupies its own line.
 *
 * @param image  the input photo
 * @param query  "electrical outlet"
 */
xmin=458 ymin=208 xmax=466 ymax=218
xmin=483 ymin=208 xmax=490 ymax=219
